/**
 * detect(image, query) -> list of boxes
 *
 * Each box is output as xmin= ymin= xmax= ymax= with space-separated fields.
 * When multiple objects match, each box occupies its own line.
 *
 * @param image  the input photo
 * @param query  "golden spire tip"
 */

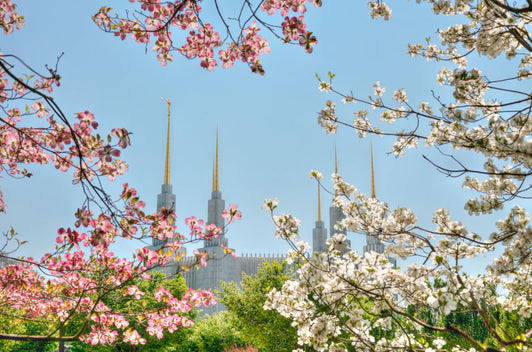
xmin=370 ymin=142 xmax=376 ymax=199
xmin=317 ymin=181 xmax=322 ymax=221
xmin=163 ymin=98 xmax=171 ymax=185
xmin=212 ymin=129 xmax=220 ymax=192
xmin=334 ymin=145 xmax=339 ymax=174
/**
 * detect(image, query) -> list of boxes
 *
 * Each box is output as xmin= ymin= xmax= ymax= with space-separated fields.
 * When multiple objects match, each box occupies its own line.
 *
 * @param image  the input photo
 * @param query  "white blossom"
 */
xmin=372 ymin=81 xmax=386 ymax=96
xmin=392 ymin=88 xmax=408 ymax=103
xmin=309 ymin=170 xmax=323 ymax=180
xmin=262 ymin=198 xmax=279 ymax=212
xmin=368 ymin=1 xmax=392 ymax=20
xmin=276 ymin=1 xmax=532 ymax=350
xmin=318 ymin=81 xmax=332 ymax=92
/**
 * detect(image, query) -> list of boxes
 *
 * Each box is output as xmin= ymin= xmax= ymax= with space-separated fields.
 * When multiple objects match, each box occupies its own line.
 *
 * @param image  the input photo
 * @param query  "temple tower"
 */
xmin=363 ymin=144 xmax=396 ymax=267
xmin=205 ymin=131 xmax=228 ymax=248
xmin=154 ymin=99 xmax=176 ymax=247
xmin=329 ymin=147 xmax=347 ymax=238
xmin=363 ymin=144 xmax=385 ymax=254
xmin=312 ymin=181 xmax=327 ymax=252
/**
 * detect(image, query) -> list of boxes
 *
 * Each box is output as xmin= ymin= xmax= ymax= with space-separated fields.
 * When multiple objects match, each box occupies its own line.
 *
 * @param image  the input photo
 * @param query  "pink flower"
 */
xmin=185 ymin=216 xmax=205 ymax=236
xmin=0 ymin=189 xmax=5 ymax=213
xmin=193 ymin=249 xmax=208 ymax=266
xmin=30 ymin=102 xmax=48 ymax=118
xmin=127 ymin=285 xmax=145 ymax=299
xmin=154 ymin=286 xmax=171 ymax=302
xmin=221 ymin=244 xmax=237 ymax=258
xmin=123 ymin=329 xmax=146 ymax=345
xmin=135 ymin=248 xmax=160 ymax=267
xmin=205 ymin=224 xmax=222 ymax=239
xmin=222 ymin=204 xmax=242 ymax=223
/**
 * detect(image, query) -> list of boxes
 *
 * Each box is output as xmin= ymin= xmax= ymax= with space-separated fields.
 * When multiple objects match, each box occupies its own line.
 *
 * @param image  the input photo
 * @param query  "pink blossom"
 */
xmin=221 ymin=244 xmax=237 ymax=258
xmin=127 ymin=285 xmax=145 ymax=299
xmin=193 ymin=249 xmax=208 ymax=266
xmin=0 ymin=189 xmax=5 ymax=213
xmin=222 ymin=204 xmax=242 ymax=223
xmin=92 ymin=0 xmax=320 ymax=73
xmin=123 ymin=329 xmax=146 ymax=345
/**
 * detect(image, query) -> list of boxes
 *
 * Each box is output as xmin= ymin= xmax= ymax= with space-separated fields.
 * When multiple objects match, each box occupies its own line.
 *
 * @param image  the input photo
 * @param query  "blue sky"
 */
xmin=1 ymin=1 xmax=519 ymax=267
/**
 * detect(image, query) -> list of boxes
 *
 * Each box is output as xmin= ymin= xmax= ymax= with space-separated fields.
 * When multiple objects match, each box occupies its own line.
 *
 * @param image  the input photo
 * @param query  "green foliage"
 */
xmin=0 ymin=319 xmax=56 ymax=352
xmin=173 ymin=312 xmax=247 ymax=352
xmin=219 ymin=261 xmax=298 ymax=352
xmin=483 ymin=308 xmax=531 ymax=352
xmin=407 ymin=301 xmax=531 ymax=351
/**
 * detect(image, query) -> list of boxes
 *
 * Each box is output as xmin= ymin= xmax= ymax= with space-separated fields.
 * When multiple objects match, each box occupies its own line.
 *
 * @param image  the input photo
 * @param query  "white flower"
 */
xmin=318 ymin=81 xmax=332 ymax=92
xmin=295 ymin=240 xmax=311 ymax=253
xmin=341 ymin=95 xmax=355 ymax=104
xmin=262 ymin=198 xmax=279 ymax=212
xmin=273 ymin=214 xmax=300 ymax=241
xmin=368 ymin=1 xmax=392 ymax=20
xmin=426 ymin=295 xmax=438 ymax=308
xmin=392 ymin=88 xmax=408 ymax=103
xmin=419 ymin=102 xmax=433 ymax=114
xmin=433 ymin=337 xmax=446 ymax=349
xmin=309 ymin=170 xmax=323 ymax=180
xmin=372 ymin=81 xmax=386 ymax=96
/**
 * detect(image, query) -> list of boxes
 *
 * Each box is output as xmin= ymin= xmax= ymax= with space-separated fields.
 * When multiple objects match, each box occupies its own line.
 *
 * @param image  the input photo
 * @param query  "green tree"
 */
xmin=219 ymin=261 xmax=298 ymax=352
xmin=176 ymin=312 xmax=247 ymax=352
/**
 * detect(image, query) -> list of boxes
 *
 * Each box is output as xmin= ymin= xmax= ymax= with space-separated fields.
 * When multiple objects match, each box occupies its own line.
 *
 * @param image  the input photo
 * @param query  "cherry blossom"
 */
xmin=92 ymin=0 xmax=322 ymax=73
xmin=222 ymin=203 xmax=242 ymax=223
xmin=0 ymin=0 xmax=24 ymax=34
xmin=0 ymin=3 xmax=241 ymax=344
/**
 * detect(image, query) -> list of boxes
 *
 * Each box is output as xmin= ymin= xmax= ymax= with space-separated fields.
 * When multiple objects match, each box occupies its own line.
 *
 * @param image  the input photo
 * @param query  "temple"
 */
xmin=149 ymin=103 xmax=394 ymax=314
xmin=362 ymin=143 xmax=397 ymax=267
xmin=312 ymin=179 xmax=327 ymax=252
xmin=179 ymin=131 xmax=285 ymax=314
xmin=326 ymin=147 xmax=351 ymax=253
xmin=153 ymin=99 xmax=176 ymax=248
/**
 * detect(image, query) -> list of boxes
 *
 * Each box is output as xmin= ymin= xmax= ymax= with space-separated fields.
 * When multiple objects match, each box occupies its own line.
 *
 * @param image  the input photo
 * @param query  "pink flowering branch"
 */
xmin=92 ymin=0 xmax=322 ymax=74
xmin=0 ymin=54 xmax=131 ymax=221
xmin=0 ymin=3 xmax=243 ymax=344
xmin=0 ymin=185 xmax=241 ymax=343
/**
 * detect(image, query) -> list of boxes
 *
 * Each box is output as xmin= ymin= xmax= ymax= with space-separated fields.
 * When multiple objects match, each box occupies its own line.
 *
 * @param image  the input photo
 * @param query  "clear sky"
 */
xmin=1 ymin=1 xmax=520 ymax=268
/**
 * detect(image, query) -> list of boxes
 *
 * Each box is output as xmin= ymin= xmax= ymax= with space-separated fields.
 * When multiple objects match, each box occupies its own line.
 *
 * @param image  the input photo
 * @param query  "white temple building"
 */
xmin=148 ymin=101 xmax=393 ymax=314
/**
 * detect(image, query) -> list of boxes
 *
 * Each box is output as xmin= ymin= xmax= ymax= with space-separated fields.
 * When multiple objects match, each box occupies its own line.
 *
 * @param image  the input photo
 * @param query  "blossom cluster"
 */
xmin=0 ymin=181 xmax=242 ymax=344
xmin=315 ymin=59 xmax=529 ymax=214
xmin=265 ymin=173 xmax=531 ymax=351
xmin=91 ymin=0 xmax=321 ymax=73
xmin=268 ymin=2 xmax=531 ymax=349
xmin=0 ymin=2 xmax=243 ymax=344
xmin=0 ymin=0 xmax=23 ymax=34
xmin=0 ymin=56 xmax=132 ymax=216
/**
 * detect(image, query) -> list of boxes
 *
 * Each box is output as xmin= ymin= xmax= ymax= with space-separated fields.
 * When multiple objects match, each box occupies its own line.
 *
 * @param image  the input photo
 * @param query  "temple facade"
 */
xmin=148 ymin=101 xmax=394 ymax=315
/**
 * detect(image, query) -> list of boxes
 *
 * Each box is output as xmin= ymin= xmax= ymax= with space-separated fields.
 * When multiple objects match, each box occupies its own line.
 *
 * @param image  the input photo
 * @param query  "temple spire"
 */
xmin=370 ymin=142 xmax=376 ymax=198
xmin=211 ymin=158 xmax=215 ymax=191
xmin=317 ymin=182 xmax=322 ymax=221
xmin=334 ymin=145 xmax=339 ymax=174
xmin=163 ymin=98 xmax=172 ymax=185
xmin=212 ymin=130 xmax=220 ymax=192
xmin=329 ymin=146 xmax=348 ymax=247
xmin=364 ymin=142 xmax=395 ymax=267
xmin=206 ymin=129 xmax=226 ymax=248
xmin=313 ymin=178 xmax=327 ymax=252
xmin=154 ymin=98 xmax=176 ymax=247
